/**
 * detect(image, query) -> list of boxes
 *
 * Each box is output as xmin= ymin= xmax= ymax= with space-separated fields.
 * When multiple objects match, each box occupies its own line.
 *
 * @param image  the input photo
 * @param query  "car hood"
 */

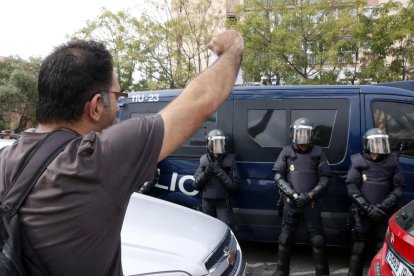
xmin=121 ymin=193 xmax=228 ymax=275
xmin=0 ymin=139 xmax=16 ymax=149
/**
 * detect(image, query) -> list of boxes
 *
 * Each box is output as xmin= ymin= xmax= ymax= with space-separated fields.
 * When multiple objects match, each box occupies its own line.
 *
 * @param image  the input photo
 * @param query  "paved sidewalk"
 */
xmin=241 ymin=241 xmax=369 ymax=276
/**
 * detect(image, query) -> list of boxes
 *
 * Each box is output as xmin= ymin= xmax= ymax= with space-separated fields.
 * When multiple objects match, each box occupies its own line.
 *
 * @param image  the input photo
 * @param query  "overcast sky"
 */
xmin=0 ymin=0 xmax=142 ymax=59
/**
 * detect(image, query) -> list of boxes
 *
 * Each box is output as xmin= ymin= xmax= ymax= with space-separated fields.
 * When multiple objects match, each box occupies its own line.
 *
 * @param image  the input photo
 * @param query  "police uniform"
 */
xmin=273 ymin=143 xmax=331 ymax=276
xmin=193 ymin=129 xmax=240 ymax=228
xmin=346 ymin=151 xmax=405 ymax=276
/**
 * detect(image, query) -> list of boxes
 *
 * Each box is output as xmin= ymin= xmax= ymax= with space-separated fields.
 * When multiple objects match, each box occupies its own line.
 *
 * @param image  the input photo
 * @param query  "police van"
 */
xmin=118 ymin=81 xmax=414 ymax=247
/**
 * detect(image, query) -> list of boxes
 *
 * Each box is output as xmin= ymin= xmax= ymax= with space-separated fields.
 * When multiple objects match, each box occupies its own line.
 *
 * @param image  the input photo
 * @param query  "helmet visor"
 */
xmin=207 ymin=136 xmax=227 ymax=154
xmin=367 ymin=134 xmax=390 ymax=154
xmin=291 ymin=126 xmax=312 ymax=144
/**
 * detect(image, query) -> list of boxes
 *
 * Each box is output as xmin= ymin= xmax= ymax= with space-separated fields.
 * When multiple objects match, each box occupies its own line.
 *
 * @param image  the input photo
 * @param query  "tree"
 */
xmin=72 ymin=2 xmax=224 ymax=91
xmin=392 ymin=0 xmax=414 ymax=80
xmin=0 ymin=57 xmax=40 ymax=132
xmin=235 ymin=0 xmax=365 ymax=85
xmin=72 ymin=9 xmax=147 ymax=91
xmin=140 ymin=0 xmax=225 ymax=89
xmin=357 ymin=1 xmax=413 ymax=83
xmin=234 ymin=0 xmax=286 ymax=85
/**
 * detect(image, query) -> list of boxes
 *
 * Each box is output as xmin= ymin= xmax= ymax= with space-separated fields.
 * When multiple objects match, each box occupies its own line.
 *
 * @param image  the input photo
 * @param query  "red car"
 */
xmin=369 ymin=200 xmax=414 ymax=276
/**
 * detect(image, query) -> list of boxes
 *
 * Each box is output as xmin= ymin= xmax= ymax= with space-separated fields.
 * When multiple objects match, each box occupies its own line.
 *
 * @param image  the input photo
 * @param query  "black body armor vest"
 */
xmin=349 ymin=153 xmax=399 ymax=204
xmin=199 ymin=153 xmax=236 ymax=199
xmin=273 ymin=145 xmax=328 ymax=193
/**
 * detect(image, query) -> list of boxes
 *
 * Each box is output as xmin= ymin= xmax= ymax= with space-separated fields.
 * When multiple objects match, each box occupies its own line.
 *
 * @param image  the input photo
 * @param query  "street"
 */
xmin=240 ymin=241 xmax=370 ymax=276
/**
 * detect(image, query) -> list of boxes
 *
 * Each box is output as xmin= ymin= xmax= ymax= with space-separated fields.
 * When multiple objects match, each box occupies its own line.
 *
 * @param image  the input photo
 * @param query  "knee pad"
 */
xmin=352 ymin=241 xmax=366 ymax=255
xmin=310 ymin=234 xmax=325 ymax=249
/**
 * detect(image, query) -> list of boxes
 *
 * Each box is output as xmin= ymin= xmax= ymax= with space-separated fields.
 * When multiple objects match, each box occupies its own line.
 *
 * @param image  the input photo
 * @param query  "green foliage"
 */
xmin=235 ymin=0 xmax=414 ymax=85
xmin=356 ymin=1 xmax=408 ymax=82
xmin=70 ymin=1 xmax=224 ymax=91
xmin=138 ymin=0 xmax=224 ymax=89
xmin=72 ymin=9 xmax=146 ymax=91
xmin=69 ymin=0 xmax=414 ymax=87
xmin=0 ymin=57 xmax=40 ymax=132
xmin=235 ymin=0 xmax=367 ymax=85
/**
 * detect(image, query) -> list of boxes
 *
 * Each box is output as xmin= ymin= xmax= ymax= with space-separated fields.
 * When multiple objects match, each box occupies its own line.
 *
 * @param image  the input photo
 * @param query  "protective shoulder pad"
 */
xmin=283 ymin=145 xmax=296 ymax=159
xmin=385 ymin=153 xmax=399 ymax=168
xmin=200 ymin=154 xmax=210 ymax=166
xmin=221 ymin=153 xmax=236 ymax=168
xmin=310 ymin=145 xmax=323 ymax=158
xmin=350 ymin=153 xmax=368 ymax=170
xmin=272 ymin=146 xmax=292 ymax=172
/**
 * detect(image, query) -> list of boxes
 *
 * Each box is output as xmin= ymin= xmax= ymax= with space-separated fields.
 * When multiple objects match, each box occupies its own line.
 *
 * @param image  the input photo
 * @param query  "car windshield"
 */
xmin=395 ymin=200 xmax=414 ymax=236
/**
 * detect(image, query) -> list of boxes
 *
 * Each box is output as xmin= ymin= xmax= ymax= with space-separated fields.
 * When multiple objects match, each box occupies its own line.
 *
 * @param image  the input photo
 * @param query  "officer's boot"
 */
xmin=310 ymin=234 xmax=329 ymax=276
xmin=273 ymin=232 xmax=292 ymax=276
xmin=348 ymin=241 xmax=366 ymax=276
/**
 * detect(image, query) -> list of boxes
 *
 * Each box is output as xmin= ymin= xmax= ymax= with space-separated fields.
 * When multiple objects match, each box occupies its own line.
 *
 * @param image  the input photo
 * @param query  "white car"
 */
xmin=121 ymin=193 xmax=246 ymax=276
xmin=0 ymin=139 xmax=15 ymax=149
xmin=0 ymin=134 xmax=19 ymax=149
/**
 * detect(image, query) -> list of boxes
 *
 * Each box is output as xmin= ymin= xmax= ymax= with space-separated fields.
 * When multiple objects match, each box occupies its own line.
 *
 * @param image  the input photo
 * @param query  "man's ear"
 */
xmin=86 ymin=93 xmax=104 ymax=122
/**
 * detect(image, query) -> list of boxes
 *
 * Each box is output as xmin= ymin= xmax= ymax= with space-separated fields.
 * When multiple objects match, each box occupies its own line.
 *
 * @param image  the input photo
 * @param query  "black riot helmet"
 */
xmin=363 ymin=128 xmax=391 ymax=154
xmin=290 ymin=118 xmax=314 ymax=145
xmin=206 ymin=129 xmax=228 ymax=154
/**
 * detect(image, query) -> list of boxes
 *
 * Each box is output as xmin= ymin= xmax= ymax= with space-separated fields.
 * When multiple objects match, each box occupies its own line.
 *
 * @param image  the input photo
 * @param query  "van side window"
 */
xmin=169 ymin=113 xmax=218 ymax=158
xmin=248 ymin=110 xmax=287 ymax=147
xmin=184 ymin=114 xmax=217 ymax=147
xmin=235 ymin=98 xmax=349 ymax=164
xmin=372 ymin=101 xmax=414 ymax=157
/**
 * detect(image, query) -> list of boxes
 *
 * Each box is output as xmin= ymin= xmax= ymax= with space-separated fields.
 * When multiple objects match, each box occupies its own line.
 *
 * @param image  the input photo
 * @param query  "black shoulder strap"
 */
xmin=2 ymin=130 xmax=77 ymax=215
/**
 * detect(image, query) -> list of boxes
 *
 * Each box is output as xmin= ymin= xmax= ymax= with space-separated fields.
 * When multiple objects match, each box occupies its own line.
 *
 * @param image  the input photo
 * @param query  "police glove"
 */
xmin=366 ymin=204 xmax=386 ymax=221
xmin=376 ymin=193 xmax=398 ymax=211
xmin=294 ymin=193 xmax=311 ymax=207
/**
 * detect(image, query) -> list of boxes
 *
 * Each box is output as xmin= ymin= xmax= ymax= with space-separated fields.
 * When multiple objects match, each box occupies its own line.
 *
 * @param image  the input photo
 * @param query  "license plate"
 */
xmin=386 ymin=250 xmax=413 ymax=276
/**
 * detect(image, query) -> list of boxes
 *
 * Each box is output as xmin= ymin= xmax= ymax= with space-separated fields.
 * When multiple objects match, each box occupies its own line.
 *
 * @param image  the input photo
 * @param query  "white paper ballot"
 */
xmin=209 ymin=52 xmax=243 ymax=85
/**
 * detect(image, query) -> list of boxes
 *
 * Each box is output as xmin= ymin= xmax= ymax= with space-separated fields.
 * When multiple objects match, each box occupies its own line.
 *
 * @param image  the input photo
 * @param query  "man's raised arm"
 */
xmin=158 ymin=30 xmax=244 ymax=161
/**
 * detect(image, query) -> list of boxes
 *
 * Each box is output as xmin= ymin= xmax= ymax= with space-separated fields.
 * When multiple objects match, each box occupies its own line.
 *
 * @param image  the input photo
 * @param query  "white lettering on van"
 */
xmin=178 ymin=175 xmax=198 ymax=196
xmin=154 ymin=182 xmax=169 ymax=190
xmin=155 ymin=171 xmax=199 ymax=196
xmin=132 ymin=94 xmax=145 ymax=102
xmin=131 ymin=94 xmax=160 ymax=103
xmin=148 ymin=94 xmax=159 ymax=102
xmin=170 ymin=172 xmax=178 ymax=191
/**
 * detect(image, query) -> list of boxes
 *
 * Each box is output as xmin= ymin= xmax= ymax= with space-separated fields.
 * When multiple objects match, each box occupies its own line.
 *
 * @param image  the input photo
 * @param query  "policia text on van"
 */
xmin=118 ymin=81 xmax=414 ymax=247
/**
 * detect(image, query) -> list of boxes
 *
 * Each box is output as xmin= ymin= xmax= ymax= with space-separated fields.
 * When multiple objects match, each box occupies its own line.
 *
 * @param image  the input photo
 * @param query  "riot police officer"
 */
xmin=346 ymin=128 xmax=405 ymax=276
xmin=193 ymin=129 xmax=240 ymax=228
xmin=272 ymin=118 xmax=331 ymax=276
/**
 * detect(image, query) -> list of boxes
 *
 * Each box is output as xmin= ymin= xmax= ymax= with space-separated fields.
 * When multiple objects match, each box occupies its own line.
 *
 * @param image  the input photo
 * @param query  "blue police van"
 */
xmin=118 ymin=81 xmax=414 ymax=247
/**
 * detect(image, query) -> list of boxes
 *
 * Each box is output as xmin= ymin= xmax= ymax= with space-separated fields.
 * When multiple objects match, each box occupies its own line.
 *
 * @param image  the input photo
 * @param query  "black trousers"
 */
xmin=348 ymin=209 xmax=393 ymax=276
xmin=275 ymin=201 xmax=329 ymax=276
xmin=202 ymin=198 xmax=234 ymax=228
